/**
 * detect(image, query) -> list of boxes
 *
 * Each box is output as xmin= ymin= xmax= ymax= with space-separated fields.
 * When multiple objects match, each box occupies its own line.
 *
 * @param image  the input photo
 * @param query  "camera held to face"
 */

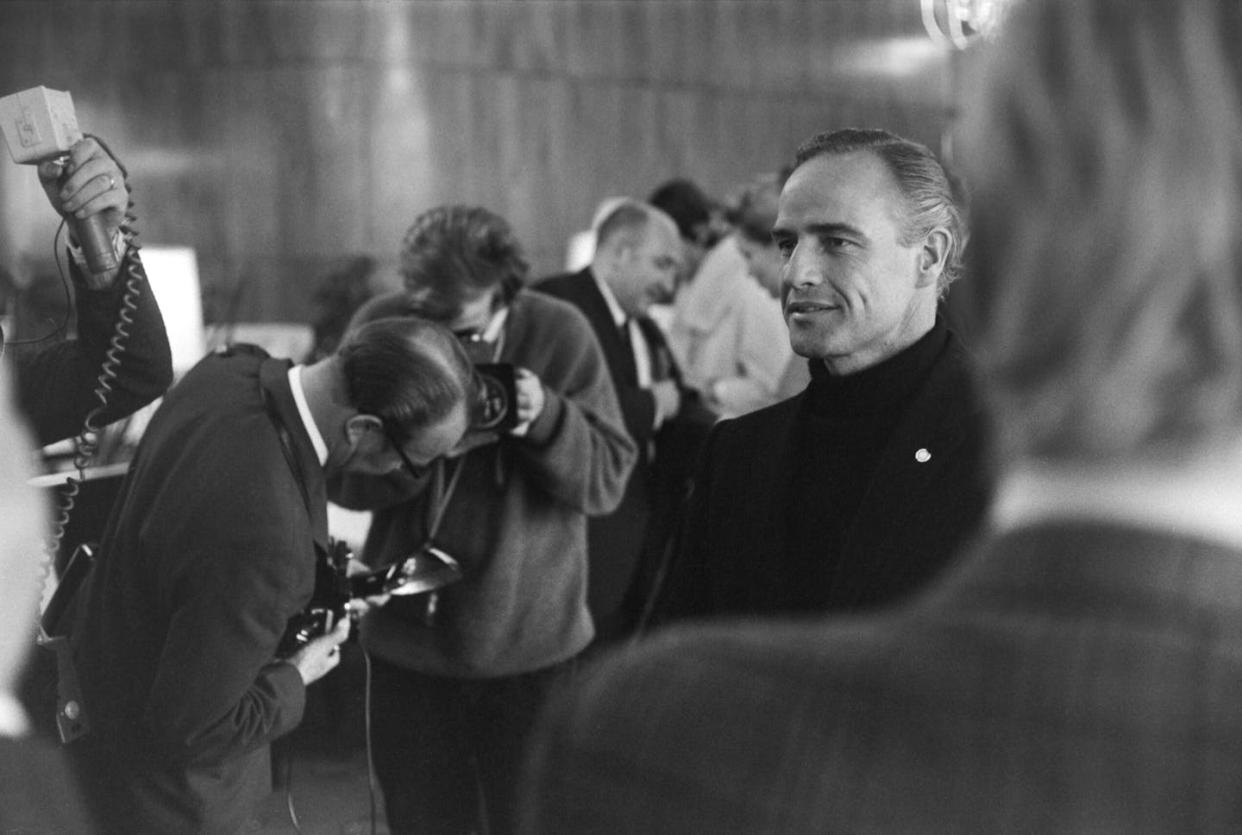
xmin=472 ymin=362 xmax=519 ymax=433
xmin=456 ymin=331 xmax=519 ymax=434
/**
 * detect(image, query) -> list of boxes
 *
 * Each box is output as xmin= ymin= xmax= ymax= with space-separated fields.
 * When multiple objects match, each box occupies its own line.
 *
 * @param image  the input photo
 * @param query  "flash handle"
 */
xmin=72 ymin=212 xmax=119 ymax=277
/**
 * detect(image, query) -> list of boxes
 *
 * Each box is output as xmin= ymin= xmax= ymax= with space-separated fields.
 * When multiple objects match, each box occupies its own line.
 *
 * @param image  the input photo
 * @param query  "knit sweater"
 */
xmin=331 ymin=289 xmax=636 ymax=677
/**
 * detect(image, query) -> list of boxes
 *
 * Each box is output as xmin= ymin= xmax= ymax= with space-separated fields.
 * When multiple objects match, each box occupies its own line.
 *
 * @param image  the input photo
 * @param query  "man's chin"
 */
xmin=788 ymin=335 xmax=834 ymax=361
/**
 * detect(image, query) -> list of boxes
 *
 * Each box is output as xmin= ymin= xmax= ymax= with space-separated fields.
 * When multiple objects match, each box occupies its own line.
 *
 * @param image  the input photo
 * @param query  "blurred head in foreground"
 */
xmin=960 ymin=0 xmax=1242 ymax=470
xmin=0 ymin=368 xmax=46 ymax=701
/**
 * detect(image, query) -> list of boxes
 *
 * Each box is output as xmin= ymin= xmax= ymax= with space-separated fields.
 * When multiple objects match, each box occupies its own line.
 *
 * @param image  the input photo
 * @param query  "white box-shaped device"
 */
xmin=0 ymin=86 xmax=82 ymax=164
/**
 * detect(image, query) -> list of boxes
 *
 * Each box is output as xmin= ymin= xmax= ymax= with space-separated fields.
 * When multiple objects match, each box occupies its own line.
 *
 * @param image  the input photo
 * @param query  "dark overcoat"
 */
xmin=69 ymin=351 xmax=323 ymax=834
xmin=660 ymin=327 xmax=993 ymax=619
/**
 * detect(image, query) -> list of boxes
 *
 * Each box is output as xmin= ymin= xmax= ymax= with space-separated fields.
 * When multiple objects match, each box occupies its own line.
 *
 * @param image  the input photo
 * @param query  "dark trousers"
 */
xmin=368 ymin=656 xmax=575 ymax=835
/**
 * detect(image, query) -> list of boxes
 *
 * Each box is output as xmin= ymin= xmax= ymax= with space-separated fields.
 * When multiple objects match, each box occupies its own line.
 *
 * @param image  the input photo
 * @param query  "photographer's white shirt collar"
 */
xmin=480 ymin=307 xmax=509 ymax=343
xmin=287 ymin=366 xmax=328 ymax=467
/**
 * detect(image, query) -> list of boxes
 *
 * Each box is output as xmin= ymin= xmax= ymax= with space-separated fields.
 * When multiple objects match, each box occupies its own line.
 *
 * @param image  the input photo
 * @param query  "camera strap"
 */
xmin=424 ymin=456 xmax=466 ymax=544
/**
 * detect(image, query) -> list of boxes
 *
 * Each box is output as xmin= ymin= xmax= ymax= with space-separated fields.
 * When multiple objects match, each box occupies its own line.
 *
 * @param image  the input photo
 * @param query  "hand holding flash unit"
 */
xmin=0 ymin=86 xmax=123 ymax=284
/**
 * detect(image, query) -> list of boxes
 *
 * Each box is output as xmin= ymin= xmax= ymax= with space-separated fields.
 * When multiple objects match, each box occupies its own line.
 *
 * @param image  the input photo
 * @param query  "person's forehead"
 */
xmin=637 ymin=223 xmax=681 ymax=261
xmin=776 ymin=151 xmax=903 ymax=229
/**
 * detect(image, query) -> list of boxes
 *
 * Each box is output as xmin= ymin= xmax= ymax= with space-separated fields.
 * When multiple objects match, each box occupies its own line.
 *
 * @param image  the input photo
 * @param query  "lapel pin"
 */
xmin=915 ymin=448 xmax=931 ymax=463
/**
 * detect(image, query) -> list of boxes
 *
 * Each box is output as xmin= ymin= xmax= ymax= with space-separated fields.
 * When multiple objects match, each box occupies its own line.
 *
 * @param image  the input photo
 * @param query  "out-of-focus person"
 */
xmin=563 ymin=195 xmax=629 ymax=274
xmin=67 ymin=317 xmax=474 ymax=835
xmin=332 ymin=206 xmax=634 ymax=835
xmin=646 ymin=178 xmax=722 ymax=286
xmin=7 ymin=136 xmax=171 ymax=445
xmin=654 ymin=175 xmax=793 ymax=418
xmin=537 ymin=200 xmax=716 ymax=644
xmin=657 ymin=128 xmax=989 ymax=623
xmin=521 ymin=1 xmax=1242 ymax=832
xmin=0 ymin=365 xmax=95 ymax=833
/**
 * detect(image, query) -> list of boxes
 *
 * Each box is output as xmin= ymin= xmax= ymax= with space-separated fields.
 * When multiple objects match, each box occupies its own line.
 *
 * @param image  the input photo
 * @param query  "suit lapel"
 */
xmin=576 ymin=269 xmax=639 ymax=385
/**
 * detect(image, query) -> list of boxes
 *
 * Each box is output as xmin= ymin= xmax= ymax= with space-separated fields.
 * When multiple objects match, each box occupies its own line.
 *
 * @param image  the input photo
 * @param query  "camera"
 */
xmin=456 ymin=331 xmax=519 ymax=434
xmin=472 ymin=362 xmax=518 ymax=433
xmin=278 ymin=539 xmax=464 ymax=655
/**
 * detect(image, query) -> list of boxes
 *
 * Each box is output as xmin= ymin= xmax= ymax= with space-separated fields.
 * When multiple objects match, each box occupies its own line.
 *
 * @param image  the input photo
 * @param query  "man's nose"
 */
xmin=785 ymin=247 xmax=823 ymax=289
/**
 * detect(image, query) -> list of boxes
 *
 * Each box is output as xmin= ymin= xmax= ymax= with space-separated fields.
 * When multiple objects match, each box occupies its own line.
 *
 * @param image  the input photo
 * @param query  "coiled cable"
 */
xmin=37 ymin=158 xmax=143 ymax=617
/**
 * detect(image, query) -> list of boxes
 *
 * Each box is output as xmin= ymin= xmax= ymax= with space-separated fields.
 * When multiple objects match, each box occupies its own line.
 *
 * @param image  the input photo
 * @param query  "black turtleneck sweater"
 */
xmin=782 ymin=317 xmax=949 ymax=610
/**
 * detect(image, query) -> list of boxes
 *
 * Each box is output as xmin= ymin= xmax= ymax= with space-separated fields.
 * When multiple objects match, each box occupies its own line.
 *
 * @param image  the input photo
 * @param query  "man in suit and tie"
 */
xmin=537 ymin=200 xmax=714 ymax=643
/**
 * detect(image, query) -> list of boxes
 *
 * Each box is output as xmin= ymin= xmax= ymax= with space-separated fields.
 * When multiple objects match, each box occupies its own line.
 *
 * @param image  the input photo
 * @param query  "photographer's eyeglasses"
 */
xmin=383 ymin=424 xmax=431 ymax=481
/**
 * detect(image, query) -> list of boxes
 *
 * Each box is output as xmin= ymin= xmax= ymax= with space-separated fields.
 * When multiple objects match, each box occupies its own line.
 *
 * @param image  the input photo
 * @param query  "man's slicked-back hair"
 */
xmin=399 ymin=205 xmax=529 ymax=317
xmin=338 ymin=316 xmax=475 ymax=443
xmin=793 ymin=128 xmax=969 ymax=294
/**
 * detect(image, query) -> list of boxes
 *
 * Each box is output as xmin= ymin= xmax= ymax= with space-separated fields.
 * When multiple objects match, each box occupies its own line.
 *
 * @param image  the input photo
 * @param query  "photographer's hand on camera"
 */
xmin=510 ymin=366 xmax=546 ymax=437
xmin=37 ymin=136 xmax=129 ymax=290
xmin=285 ymin=616 xmax=350 ymax=686
xmin=345 ymin=556 xmax=393 ymax=613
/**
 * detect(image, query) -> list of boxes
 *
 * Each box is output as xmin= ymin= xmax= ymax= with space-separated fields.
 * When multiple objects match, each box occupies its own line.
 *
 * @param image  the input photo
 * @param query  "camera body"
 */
xmin=472 ymin=362 xmax=519 ymax=433
xmin=278 ymin=539 xmax=355 ymax=657
xmin=278 ymin=539 xmax=465 ymax=655
xmin=457 ymin=331 xmax=519 ymax=434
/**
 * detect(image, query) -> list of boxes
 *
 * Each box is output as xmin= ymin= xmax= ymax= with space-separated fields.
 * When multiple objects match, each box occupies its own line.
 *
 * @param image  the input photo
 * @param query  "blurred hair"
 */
xmin=961 ymin=0 xmax=1242 ymax=465
xmin=725 ymin=172 xmax=787 ymax=245
xmin=647 ymin=178 xmax=716 ymax=244
xmin=794 ymin=128 xmax=969 ymax=294
xmin=339 ymin=316 xmax=475 ymax=443
xmin=594 ymin=200 xmax=680 ymax=253
xmin=399 ymin=206 xmax=529 ymax=320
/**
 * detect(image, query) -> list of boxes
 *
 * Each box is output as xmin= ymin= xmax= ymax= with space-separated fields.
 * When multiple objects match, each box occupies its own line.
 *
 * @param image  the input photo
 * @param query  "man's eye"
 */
xmin=823 ymin=236 xmax=851 ymax=249
xmin=774 ymin=239 xmax=795 ymax=258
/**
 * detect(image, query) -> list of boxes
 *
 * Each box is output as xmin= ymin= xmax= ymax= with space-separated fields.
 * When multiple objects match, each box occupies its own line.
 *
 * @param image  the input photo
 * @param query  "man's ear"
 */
xmin=916 ymin=228 xmax=951 ymax=288
xmin=344 ymin=414 xmax=385 ymax=451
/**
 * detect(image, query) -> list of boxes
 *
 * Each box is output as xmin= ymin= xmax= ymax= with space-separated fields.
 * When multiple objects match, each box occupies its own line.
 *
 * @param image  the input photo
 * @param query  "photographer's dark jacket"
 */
xmin=69 ymin=349 xmax=321 ymax=835
xmin=659 ymin=317 xmax=993 ymax=621
xmin=8 ymin=253 xmax=172 ymax=446
xmin=332 ymin=289 xmax=636 ymax=677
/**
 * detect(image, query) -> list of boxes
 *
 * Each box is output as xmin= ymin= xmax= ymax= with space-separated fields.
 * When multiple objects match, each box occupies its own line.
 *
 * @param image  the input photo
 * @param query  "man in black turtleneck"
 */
xmin=657 ymin=128 xmax=992 ymax=621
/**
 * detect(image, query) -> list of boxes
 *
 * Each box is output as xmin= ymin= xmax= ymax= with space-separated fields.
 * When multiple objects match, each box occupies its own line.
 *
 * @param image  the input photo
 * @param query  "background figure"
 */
xmin=537 ymin=200 xmax=716 ymax=644
xmin=521 ymin=1 xmax=1242 ymax=832
xmin=68 ymin=318 xmax=473 ymax=835
xmin=646 ymin=177 xmax=722 ymax=288
xmin=0 ymin=366 xmax=95 ymax=833
xmin=333 ymin=206 xmax=634 ymax=835
xmin=563 ymin=195 xmax=630 ymax=274
xmin=306 ymin=255 xmax=378 ymax=362
xmin=6 ymin=136 xmax=171 ymax=445
xmin=657 ymin=175 xmax=794 ymax=418
xmin=657 ymin=128 xmax=989 ymax=624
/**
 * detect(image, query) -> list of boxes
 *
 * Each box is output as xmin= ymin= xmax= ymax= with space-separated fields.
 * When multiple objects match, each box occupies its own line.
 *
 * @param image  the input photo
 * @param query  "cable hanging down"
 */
xmin=39 ymin=204 xmax=144 ymax=616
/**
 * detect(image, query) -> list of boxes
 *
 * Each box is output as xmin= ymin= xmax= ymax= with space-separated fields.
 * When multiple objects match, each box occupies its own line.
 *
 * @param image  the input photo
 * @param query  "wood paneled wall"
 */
xmin=0 ymin=0 xmax=955 ymax=324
